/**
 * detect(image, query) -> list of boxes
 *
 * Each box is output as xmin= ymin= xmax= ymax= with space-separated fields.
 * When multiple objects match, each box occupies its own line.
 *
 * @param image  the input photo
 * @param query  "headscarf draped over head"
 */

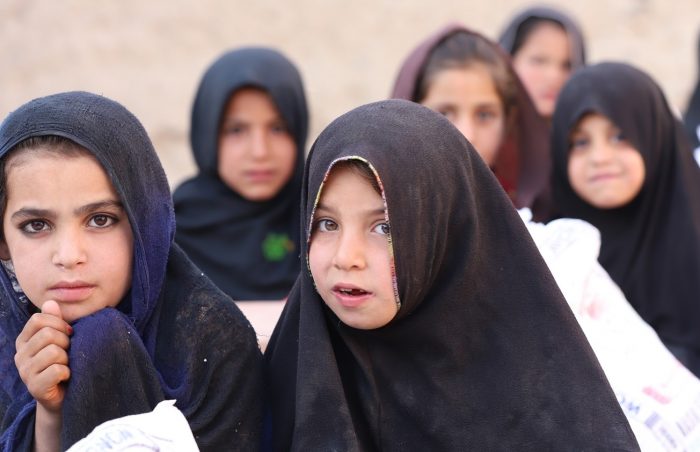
xmin=0 ymin=92 xmax=262 ymax=450
xmin=265 ymin=99 xmax=639 ymax=450
xmin=551 ymin=62 xmax=700 ymax=371
xmin=174 ymin=47 xmax=308 ymax=300
xmin=498 ymin=5 xmax=586 ymax=71
xmin=391 ymin=23 xmax=551 ymax=220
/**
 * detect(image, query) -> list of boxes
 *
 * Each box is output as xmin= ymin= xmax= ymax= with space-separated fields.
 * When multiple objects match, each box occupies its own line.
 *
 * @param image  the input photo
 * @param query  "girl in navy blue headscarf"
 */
xmin=0 ymin=92 xmax=263 ymax=451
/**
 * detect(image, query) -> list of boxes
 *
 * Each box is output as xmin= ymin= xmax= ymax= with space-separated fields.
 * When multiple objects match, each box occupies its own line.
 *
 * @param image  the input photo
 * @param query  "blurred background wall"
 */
xmin=1 ymin=0 xmax=698 ymax=187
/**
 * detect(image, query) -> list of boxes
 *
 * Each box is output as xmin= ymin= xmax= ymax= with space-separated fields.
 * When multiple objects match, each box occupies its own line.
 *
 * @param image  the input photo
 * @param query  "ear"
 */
xmin=0 ymin=240 xmax=11 ymax=261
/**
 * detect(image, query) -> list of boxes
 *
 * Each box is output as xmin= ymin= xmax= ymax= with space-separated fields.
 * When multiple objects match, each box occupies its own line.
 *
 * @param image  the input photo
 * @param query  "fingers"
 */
xmin=16 ymin=307 xmax=71 ymax=346
xmin=14 ymin=302 xmax=72 ymax=408
xmin=41 ymin=300 xmax=63 ymax=320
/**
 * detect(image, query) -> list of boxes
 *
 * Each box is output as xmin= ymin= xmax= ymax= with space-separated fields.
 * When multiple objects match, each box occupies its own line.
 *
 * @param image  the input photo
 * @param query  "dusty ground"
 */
xmin=1 ymin=0 xmax=698 ymax=187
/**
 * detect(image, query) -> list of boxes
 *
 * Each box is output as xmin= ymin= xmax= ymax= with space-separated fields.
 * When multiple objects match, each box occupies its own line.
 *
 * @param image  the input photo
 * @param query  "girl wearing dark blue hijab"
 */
xmin=0 ymin=92 xmax=263 ymax=451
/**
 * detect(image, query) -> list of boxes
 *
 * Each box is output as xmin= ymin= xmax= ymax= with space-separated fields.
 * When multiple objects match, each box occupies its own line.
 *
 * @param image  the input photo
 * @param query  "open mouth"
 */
xmin=336 ymin=287 xmax=369 ymax=296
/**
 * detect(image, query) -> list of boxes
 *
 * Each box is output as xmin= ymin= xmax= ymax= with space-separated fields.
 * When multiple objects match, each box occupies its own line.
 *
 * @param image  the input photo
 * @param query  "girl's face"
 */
xmin=567 ymin=113 xmax=646 ymax=209
xmin=0 ymin=150 xmax=133 ymax=323
xmin=308 ymin=165 xmax=397 ymax=330
xmin=512 ymin=22 xmax=571 ymax=118
xmin=421 ymin=64 xmax=506 ymax=167
xmin=218 ymin=88 xmax=297 ymax=201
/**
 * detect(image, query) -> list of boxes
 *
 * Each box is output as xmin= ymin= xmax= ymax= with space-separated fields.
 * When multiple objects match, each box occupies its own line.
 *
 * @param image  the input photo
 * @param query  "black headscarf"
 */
xmin=391 ymin=24 xmax=552 ymax=221
xmin=684 ymin=31 xmax=700 ymax=150
xmin=498 ymin=5 xmax=586 ymax=71
xmin=550 ymin=62 xmax=700 ymax=372
xmin=265 ymin=99 xmax=639 ymax=450
xmin=0 ymin=92 xmax=263 ymax=451
xmin=173 ymin=47 xmax=308 ymax=300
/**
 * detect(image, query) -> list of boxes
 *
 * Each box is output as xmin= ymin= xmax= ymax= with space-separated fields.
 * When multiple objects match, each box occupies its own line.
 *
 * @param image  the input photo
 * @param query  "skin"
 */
xmin=308 ymin=165 xmax=398 ymax=330
xmin=421 ymin=65 xmax=506 ymax=167
xmin=567 ymin=113 xmax=646 ymax=209
xmin=2 ymin=150 xmax=133 ymax=452
xmin=218 ymin=87 xmax=297 ymax=202
xmin=512 ymin=22 xmax=572 ymax=118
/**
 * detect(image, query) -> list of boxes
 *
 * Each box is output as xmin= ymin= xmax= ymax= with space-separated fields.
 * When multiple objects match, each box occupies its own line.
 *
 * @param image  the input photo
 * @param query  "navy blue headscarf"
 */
xmin=0 ymin=92 xmax=263 ymax=450
xmin=174 ymin=47 xmax=308 ymax=301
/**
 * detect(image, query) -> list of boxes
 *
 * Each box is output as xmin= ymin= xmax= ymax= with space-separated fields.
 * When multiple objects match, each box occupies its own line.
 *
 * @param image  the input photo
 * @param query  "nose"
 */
xmin=589 ymin=142 xmax=615 ymax=165
xmin=51 ymin=227 xmax=87 ymax=269
xmin=332 ymin=230 xmax=366 ymax=271
xmin=454 ymin=116 xmax=475 ymax=145
xmin=250 ymin=128 xmax=270 ymax=160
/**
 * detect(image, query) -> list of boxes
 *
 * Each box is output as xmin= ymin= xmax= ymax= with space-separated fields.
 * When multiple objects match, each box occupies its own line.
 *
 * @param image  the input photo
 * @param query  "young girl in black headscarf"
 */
xmin=392 ymin=24 xmax=551 ymax=220
xmin=499 ymin=6 xmax=586 ymax=120
xmin=0 ymin=92 xmax=263 ymax=451
xmin=174 ymin=47 xmax=307 ymax=301
xmin=550 ymin=62 xmax=700 ymax=376
xmin=265 ymin=99 xmax=639 ymax=450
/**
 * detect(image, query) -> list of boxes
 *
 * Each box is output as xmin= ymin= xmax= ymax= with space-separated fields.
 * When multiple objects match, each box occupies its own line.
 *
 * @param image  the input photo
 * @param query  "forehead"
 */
xmin=426 ymin=65 xmax=501 ymax=103
xmin=521 ymin=22 xmax=569 ymax=53
xmin=222 ymin=87 xmax=280 ymax=118
xmin=5 ymin=150 xmax=117 ymax=201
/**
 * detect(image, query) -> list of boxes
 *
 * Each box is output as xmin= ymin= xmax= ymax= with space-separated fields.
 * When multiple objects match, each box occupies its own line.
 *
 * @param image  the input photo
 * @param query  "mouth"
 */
xmin=589 ymin=173 xmax=620 ymax=183
xmin=245 ymin=170 xmax=276 ymax=182
xmin=48 ymin=281 xmax=96 ymax=302
xmin=332 ymin=284 xmax=372 ymax=308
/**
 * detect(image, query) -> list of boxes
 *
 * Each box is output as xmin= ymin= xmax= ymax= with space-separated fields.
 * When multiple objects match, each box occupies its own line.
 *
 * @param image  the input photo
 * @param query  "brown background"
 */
xmin=1 ymin=0 xmax=698 ymax=187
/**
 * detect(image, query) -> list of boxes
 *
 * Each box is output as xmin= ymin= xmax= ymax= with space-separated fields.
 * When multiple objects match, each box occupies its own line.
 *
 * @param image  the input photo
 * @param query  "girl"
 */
xmin=174 ymin=47 xmax=308 ymax=301
xmin=499 ymin=6 xmax=586 ymax=119
xmin=391 ymin=24 xmax=551 ymax=220
xmin=550 ymin=62 xmax=700 ymax=376
xmin=0 ymin=92 xmax=263 ymax=451
xmin=265 ymin=99 xmax=639 ymax=450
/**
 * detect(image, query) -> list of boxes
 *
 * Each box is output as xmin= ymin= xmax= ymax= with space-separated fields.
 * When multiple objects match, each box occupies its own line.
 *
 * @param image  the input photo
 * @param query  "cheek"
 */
xmin=272 ymin=137 xmax=297 ymax=177
xmin=567 ymin=155 xmax=586 ymax=190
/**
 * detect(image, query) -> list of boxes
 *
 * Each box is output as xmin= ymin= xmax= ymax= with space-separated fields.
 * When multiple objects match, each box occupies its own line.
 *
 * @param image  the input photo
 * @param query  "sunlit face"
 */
xmin=567 ymin=113 xmax=646 ymax=209
xmin=1 ymin=150 xmax=134 ymax=323
xmin=308 ymin=164 xmax=398 ymax=330
xmin=421 ymin=65 xmax=506 ymax=166
xmin=218 ymin=88 xmax=297 ymax=201
xmin=512 ymin=22 xmax=572 ymax=118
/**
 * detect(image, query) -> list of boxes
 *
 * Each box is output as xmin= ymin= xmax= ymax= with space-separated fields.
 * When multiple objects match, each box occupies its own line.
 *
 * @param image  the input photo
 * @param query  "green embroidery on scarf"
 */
xmin=262 ymin=233 xmax=295 ymax=262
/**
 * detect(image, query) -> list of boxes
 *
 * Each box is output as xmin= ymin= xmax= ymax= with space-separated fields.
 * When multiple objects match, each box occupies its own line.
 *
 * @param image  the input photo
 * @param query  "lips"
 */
xmin=589 ymin=172 xmax=621 ymax=183
xmin=245 ymin=169 xmax=276 ymax=182
xmin=332 ymin=284 xmax=372 ymax=308
xmin=48 ymin=281 xmax=96 ymax=302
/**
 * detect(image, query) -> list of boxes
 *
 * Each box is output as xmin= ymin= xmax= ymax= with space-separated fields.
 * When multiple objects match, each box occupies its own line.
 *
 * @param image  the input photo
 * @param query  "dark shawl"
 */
xmin=550 ymin=62 xmax=700 ymax=369
xmin=684 ymin=31 xmax=700 ymax=150
xmin=173 ymin=47 xmax=308 ymax=301
xmin=498 ymin=5 xmax=586 ymax=71
xmin=0 ymin=92 xmax=263 ymax=451
xmin=391 ymin=24 xmax=551 ymax=221
xmin=265 ymin=99 xmax=639 ymax=450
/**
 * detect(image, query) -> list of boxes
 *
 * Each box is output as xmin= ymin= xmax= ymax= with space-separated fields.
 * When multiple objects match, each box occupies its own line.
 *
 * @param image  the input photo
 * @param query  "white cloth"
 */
xmin=67 ymin=400 xmax=199 ymax=452
xmin=520 ymin=209 xmax=700 ymax=451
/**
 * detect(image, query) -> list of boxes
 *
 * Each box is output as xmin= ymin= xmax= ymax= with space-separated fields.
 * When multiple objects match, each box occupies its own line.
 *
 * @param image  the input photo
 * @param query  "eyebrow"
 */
xmin=11 ymin=200 xmax=124 ymax=221
xmin=315 ymin=202 xmax=385 ymax=217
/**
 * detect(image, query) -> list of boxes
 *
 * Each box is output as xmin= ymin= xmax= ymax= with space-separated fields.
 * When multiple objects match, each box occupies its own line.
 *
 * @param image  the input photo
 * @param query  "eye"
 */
xmin=372 ymin=222 xmax=390 ymax=235
xmin=569 ymin=136 xmax=589 ymax=151
xmin=530 ymin=55 xmax=547 ymax=66
xmin=315 ymin=218 xmax=338 ymax=233
xmin=270 ymin=121 xmax=289 ymax=134
xmin=476 ymin=110 xmax=497 ymax=123
xmin=21 ymin=220 xmax=50 ymax=234
xmin=610 ymin=131 xmax=626 ymax=145
xmin=88 ymin=214 xmax=117 ymax=228
xmin=222 ymin=124 xmax=245 ymax=135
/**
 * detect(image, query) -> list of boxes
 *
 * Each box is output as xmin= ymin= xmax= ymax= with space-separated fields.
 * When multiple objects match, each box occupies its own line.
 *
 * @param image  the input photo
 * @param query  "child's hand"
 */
xmin=14 ymin=300 xmax=72 ymax=413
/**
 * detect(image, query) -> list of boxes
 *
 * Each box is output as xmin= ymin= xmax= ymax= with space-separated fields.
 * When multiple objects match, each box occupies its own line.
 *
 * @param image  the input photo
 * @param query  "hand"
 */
xmin=14 ymin=300 xmax=72 ymax=413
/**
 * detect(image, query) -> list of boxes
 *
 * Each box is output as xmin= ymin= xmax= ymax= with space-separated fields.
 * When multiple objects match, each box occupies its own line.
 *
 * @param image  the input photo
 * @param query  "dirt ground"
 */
xmin=1 ymin=0 xmax=698 ymax=187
